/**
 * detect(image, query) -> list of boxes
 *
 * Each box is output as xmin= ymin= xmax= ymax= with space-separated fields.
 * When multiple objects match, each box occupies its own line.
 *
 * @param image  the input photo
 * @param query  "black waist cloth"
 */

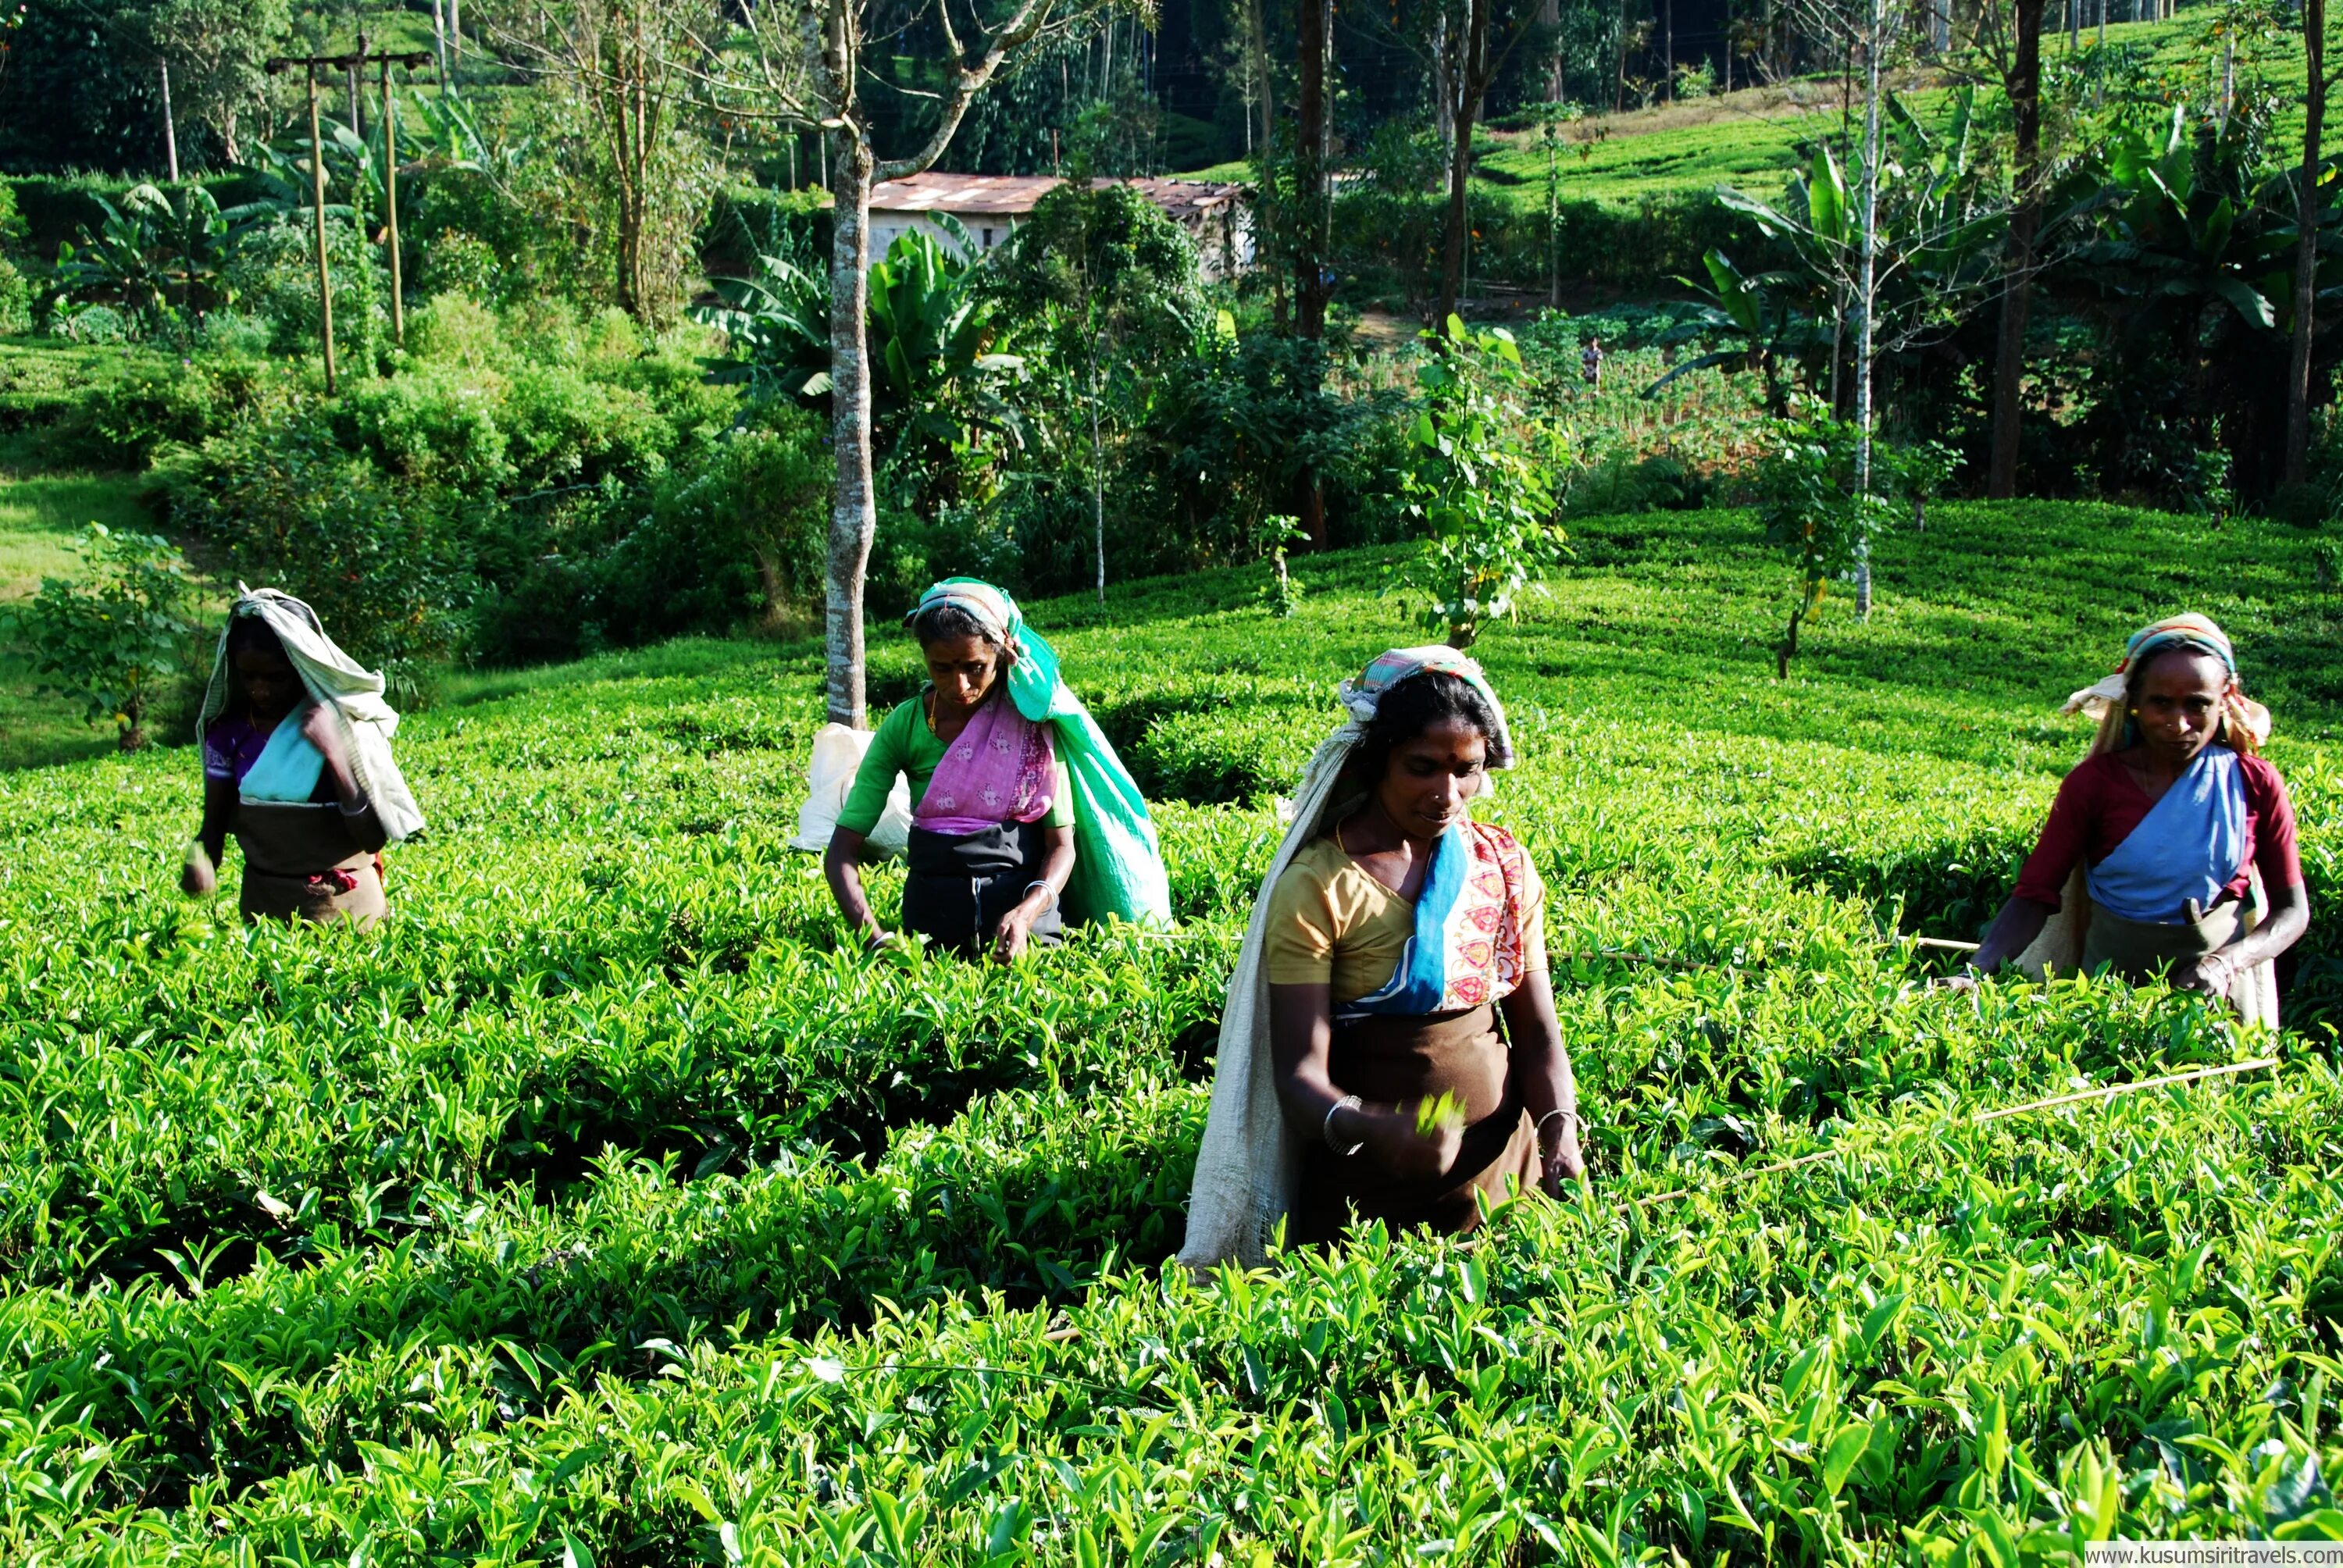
xmin=901 ymin=821 xmax=1064 ymax=958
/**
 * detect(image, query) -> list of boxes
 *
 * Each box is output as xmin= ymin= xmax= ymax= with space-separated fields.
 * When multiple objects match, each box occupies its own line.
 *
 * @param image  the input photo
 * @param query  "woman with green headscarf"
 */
xmin=823 ymin=579 xmax=1172 ymax=960
xmin=1957 ymin=614 xmax=2308 ymax=1025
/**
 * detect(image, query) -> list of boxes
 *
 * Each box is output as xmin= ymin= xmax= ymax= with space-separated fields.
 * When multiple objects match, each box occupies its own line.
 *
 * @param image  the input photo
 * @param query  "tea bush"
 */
xmin=0 ymin=500 xmax=2336 ymax=1560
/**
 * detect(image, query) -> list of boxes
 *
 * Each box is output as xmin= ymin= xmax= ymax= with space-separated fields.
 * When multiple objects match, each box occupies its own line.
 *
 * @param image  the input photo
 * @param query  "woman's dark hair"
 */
xmin=1357 ymin=670 xmax=1501 ymax=782
xmin=910 ymin=600 xmax=1000 ymax=650
xmin=227 ymin=617 xmax=289 ymax=661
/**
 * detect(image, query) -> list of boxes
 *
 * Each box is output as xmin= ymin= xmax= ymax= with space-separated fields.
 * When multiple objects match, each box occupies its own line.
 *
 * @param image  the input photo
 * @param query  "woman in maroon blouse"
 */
xmin=1960 ymin=615 xmax=2307 ymax=1024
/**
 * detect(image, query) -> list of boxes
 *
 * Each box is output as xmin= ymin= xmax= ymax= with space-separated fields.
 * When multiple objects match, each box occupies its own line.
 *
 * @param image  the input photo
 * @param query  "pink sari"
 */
xmin=915 ymin=693 xmax=1057 ymax=838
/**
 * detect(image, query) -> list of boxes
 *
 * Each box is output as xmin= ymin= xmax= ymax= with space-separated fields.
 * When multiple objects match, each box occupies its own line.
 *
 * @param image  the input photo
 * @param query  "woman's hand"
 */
xmin=1360 ymin=1103 xmax=1464 ymax=1182
xmin=1538 ymin=1117 xmax=1586 ymax=1196
xmin=991 ymin=893 xmax=1047 ymax=964
xmin=180 ymin=840 xmax=217 ymax=898
xmin=2174 ymin=950 xmax=2237 ymax=1001
xmin=298 ymin=701 xmax=347 ymax=764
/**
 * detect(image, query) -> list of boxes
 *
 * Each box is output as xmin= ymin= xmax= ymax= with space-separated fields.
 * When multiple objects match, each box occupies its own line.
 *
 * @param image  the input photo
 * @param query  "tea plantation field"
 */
xmin=2 ymin=501 xmax=2339 ymax=1563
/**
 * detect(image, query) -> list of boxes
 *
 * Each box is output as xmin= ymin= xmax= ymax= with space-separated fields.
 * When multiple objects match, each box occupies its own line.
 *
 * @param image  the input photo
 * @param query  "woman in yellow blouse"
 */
xmin=1182 ymin=647 xmax=1585 ymax=1264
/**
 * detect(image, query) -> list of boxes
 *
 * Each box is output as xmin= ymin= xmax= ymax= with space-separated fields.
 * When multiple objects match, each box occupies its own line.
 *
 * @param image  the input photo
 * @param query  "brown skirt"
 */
xmin=234 ymin=803 xmax=386 ymax=928
xmin=2081 ymin=896 xmax=2278 ymax=1028
xmin=1289 ymin=1003 xmax=1538 ymax=1247
xmin=239 ymin=857 xmax=386 ymax=928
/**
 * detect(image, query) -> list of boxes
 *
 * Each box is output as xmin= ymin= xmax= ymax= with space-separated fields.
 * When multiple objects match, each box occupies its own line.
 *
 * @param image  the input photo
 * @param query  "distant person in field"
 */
xmin=1181 ymin=648 xmax=1585 ymax=1268
xmin=1957 ymin=614 xmax=2306 ymax=1025
xmin=1581 ymin=337 xmax=1604 ymax=389
xmin=181 ymin=590 xmax=426 ymax=927
xmin=823 ymin=578 xmax=1171 ymax=960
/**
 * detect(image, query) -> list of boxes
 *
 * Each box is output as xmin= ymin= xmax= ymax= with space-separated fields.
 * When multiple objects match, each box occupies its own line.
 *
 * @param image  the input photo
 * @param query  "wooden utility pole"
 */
xmin=268 ymin=42 xmax=433 ymax=391
xmin=159 ymin=61 xmax=180 ymax=182
xmin=308 ymin=65 xmax=336 ymax=393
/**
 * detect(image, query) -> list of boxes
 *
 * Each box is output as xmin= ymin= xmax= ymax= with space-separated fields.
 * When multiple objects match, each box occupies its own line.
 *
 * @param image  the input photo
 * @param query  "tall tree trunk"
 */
xmin=1853 ymin=0 xmax=1881 ymax=620
xmin=1541 ymin=0 xmax=1564 ymax=98
xmin=2286 ymin=0 xmax=2325 ymax=485
xmin=826 ymin=138 xmax=878 ymax=727
xmin=1249 ymin=0 xmax=1275 ymax=161
xmin=1989 ymin=0 xmax=2045 ymax=498
xmin=1614 ymin=0 xmax=1629 ymax=110
xmin=1436 ymin=0 xmax=1490 ymax=323
xmin=1663 ymin=0 xmax=1673 ymax=98
xmin=1295 ymin=0 xmax=1328 ymax=547
xmin=1433 ymin=9 xmax=1457 ymax=169
xmin=1089 ymin=357 xmax=1107 ymax=602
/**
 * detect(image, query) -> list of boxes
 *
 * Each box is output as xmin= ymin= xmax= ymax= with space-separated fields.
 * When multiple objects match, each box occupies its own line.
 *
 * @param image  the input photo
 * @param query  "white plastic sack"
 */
xmin=790 ymin=722 xmax=911 ymax=858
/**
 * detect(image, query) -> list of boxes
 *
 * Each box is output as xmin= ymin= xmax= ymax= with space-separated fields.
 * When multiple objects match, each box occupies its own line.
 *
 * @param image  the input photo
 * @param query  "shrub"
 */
xmin=418 ymin=230 xmax=504 ymax=306
xmin=0 ymin=258 xmax=28 ymax=335
xmin=223 ymin=212 xmax=389 ymax=372
xmin=0 ymin=523 xmax=205 ymax=750
xmin=53 ymin=352 xmax=261 ymax=468
xmin=1395 ymin=315 xmax=1569 ymax=649
xmin=155 ymin=407 xmax=473 ymax=675
xmin=55 ymin=302 xmax=131 ymax=344
xmin=1750 ymin=415 xmax=1899 ymax=678
xmin=476 ymin=402 xmax=830 ymax=665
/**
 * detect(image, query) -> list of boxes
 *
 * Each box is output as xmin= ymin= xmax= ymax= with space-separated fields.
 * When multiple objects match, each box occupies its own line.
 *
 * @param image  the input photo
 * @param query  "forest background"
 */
xmin=0 ymin=0 xmax=2336 ymax=749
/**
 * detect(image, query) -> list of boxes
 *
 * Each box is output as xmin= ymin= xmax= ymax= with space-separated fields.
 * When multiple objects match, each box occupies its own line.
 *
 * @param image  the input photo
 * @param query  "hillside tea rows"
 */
xmin=0 ymin=505 xmax=2336 ymax=1561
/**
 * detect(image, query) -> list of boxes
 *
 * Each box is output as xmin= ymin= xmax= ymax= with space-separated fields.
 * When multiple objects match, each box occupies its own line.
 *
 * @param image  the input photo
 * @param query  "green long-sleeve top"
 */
xmin=836 ymin=690 xmax=1075 ymax=837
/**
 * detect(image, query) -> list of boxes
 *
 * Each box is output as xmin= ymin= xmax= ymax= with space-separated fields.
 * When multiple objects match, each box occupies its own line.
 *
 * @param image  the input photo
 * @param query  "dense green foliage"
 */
xmin=0 ymin=501 xmax=2337 ymax=1559
xmin=0 ymin=522 xmax=201 ymax=749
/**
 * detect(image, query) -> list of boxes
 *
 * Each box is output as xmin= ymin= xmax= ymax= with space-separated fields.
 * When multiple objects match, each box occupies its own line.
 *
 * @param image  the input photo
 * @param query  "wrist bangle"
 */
xmin=1535 ymin=1107 xmax=1581 ymax=1153
xmin=1324 ymin=1093 xmax=1365 ymax=1156
xmin=1025 ymin=880 xmax=1053 ymax=903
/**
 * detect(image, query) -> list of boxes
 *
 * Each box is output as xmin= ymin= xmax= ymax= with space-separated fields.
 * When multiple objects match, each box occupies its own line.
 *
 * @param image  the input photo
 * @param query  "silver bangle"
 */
xmin=1324 ymin=1093 xmax=1365 ymax=1156
xmin=1535 ymin=1107 xmax=1581 ymax=1153
xmin=1025 ymin=880 xmax=1053 ymax=902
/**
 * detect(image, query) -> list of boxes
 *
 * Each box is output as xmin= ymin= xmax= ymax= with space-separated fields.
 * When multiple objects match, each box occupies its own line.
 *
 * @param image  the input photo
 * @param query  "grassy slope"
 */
xmin=0 ymin=338 xmax=157 ymax=768
xmin=0 ymin=499 xmax=2338 ymax=1554
xmin=1184 ymin=11 xmax=2326 ymax=215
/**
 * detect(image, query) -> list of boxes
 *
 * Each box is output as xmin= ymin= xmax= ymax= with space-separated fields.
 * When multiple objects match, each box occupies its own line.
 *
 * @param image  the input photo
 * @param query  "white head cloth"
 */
xmin=196 ymin=586 xmax=427 ymax=843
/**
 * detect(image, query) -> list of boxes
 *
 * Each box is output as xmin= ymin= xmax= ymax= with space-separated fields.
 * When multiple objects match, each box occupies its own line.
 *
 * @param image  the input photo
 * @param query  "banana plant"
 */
xmin=701 ymin=212 xmax=1025 ymax=461
xmin=2068 ymin=100 xmax=2284 ymax=333
xmin=1706 ymin=91 xmax=2008 ymax=408
xmin=1646 ymin=248 xmax=1817 ymax=416
xmin=698 ymin=248 xmax=832 ymax=401
xmin=866 ymin=213 xmax=1025 ymax=465
xmin=53 ymin=182 xmax=231 ymax=319
xmin=230 ymin=98 xmax=491 ymax=243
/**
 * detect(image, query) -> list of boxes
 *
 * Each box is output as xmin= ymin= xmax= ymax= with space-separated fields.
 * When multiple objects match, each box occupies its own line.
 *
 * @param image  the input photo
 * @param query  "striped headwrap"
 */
xmin=2061 ymin=611 xmax=2269 ymax=750
xmin=1337 ymin=645 xmax=1517 ymax=768
xmin=906 ymin=578 xmax=1021 ymax=648
xmin=2117 ymin=612 xmax=2235 ymax=676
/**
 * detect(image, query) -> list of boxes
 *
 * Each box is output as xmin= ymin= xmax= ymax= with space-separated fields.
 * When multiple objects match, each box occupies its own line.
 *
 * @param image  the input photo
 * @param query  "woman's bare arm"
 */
xmin=2181 ymin=879 xmax=2309 ymax=997
xmin=824 ymin=826 xmax=886 ymax=944
xmin=1500 ymin=970 xmax=1585 ymax=1190
xmin=184 ymin=775 xmax=237 ymax=896
xmin=1268 ymin=983 xmax=1460 ymax=1181
xmin=1965 ymin=896 xmax=2054 ymax=975
xmin=301 ymin=704 xmax=387 ymax=853
xmin=991 ymin=824 xmax=1075 ymax=961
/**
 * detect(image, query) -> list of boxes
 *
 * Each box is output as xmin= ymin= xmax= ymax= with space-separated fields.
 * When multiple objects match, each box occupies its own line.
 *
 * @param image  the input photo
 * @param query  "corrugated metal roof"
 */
xmin=868 ymin=173 xmax=1249 ymax=220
